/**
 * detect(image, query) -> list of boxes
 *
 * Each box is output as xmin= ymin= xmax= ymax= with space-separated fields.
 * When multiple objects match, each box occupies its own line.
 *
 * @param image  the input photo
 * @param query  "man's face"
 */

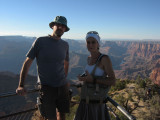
xmin=52 ymin=23 xmax=66 ymax=37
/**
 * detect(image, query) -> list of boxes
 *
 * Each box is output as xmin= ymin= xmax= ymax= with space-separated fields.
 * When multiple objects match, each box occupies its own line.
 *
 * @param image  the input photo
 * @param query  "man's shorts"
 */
xmin=37 ymin=83 xmax=70 ymax=119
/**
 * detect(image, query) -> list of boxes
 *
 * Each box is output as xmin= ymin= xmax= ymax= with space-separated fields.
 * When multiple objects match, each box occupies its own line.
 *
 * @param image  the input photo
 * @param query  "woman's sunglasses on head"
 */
xmin=87 ymin=31 xmax=99 ymax=35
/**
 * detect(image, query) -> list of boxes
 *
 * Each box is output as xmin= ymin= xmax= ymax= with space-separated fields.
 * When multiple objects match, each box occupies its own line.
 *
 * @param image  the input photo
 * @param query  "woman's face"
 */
xmin=86 ymin=37 xmax=99 ymax=52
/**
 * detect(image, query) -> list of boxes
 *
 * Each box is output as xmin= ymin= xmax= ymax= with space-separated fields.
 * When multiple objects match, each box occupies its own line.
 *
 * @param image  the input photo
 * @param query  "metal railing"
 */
xmin=0 ymin=108 xmax=37 ymax=120
xmin=0 ymin=86 xmax=136 ymax=120
xmin=0 ymin=89 xmax=39 ymax=99
xmin=107 ymin=96 xmax=135 ymax=120
xmin=0 ymin=89 xmax=39 ymax=120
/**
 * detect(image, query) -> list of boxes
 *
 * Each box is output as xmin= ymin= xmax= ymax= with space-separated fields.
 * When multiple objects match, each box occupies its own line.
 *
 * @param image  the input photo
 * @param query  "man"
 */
xmin=16 ymin=16 xmax=70 ymax=120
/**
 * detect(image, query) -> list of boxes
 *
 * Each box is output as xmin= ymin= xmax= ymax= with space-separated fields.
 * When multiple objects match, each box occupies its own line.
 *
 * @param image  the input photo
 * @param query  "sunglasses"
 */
xmin=87 ymin=41 xmax=96 ymax=44
xmin=87 ymin=31 xmax=99 ymax=35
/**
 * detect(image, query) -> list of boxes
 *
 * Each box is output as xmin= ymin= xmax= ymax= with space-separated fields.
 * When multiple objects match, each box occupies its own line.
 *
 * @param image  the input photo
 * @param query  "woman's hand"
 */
xmin=77 ymin=74 xmax=87 ymax=82
xmin=77 ymin=71 xmax=93 ymax=83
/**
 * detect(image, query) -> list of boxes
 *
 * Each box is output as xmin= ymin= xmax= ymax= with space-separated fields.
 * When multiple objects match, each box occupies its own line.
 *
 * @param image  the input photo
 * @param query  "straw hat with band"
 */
xmin=49 ymin=16 xmax=70 ymax=32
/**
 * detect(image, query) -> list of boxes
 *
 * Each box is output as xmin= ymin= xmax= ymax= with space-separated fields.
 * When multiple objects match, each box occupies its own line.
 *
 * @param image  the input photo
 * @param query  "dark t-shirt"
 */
xmin=26 ymin=36 xmax=69 ymax=87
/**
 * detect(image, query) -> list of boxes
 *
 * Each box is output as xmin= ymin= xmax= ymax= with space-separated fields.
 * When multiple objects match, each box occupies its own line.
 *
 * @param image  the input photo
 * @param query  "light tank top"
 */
xmin=85 ymin=64 xmax=105 ymax=76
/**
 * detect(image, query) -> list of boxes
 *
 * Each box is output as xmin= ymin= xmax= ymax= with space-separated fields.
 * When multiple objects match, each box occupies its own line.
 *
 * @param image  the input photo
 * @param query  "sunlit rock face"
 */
xmin=150 ymin=60 xmax=160 ymax=86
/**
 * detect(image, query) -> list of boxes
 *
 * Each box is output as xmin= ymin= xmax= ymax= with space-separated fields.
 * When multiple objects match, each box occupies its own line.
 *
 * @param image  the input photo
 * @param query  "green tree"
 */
xmin=139 ymin=79 xmax=146 ymax=88
xmin=110 ymin=79 xmax=126 ymax=91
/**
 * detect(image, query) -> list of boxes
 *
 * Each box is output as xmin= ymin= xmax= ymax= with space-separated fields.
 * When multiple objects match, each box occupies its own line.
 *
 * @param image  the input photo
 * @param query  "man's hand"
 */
xmin=16 ymin=87 xmax=26 ymax=96
xmin=16 ymin=57 xmax=33 ymax=96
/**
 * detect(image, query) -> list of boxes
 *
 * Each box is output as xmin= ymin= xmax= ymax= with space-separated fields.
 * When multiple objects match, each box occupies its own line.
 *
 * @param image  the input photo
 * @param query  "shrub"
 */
xmin=110 ymin=79 xmax=126 ymax=91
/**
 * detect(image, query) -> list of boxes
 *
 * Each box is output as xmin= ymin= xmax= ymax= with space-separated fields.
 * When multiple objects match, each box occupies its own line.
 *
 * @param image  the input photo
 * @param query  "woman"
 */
xmin=74 ymin=31 xmax=116 ymax=120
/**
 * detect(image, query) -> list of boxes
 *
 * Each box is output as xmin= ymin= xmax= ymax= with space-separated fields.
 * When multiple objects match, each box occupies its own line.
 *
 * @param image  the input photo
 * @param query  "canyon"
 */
xmin=0 ymin=36 xmax=160 ymax=85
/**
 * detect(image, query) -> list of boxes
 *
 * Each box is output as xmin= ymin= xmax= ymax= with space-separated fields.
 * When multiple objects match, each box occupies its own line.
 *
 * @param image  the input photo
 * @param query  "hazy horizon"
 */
xmin=1 ymin=35 xmax=160 ymax=42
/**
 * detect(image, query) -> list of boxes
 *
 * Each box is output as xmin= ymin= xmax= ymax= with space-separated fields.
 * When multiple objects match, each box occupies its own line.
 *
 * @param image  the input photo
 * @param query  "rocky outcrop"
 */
xmin=150 ymin=68 xmax=160 ymax=86
xmin=149 ymin=60 xmax=160 ymax=86
xmin=127 ymin=42 xmax=160 ymax=58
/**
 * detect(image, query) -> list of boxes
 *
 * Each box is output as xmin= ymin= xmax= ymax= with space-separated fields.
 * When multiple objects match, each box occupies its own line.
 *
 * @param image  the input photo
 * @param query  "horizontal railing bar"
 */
xmin=0 ymin=89 xmax=39 ymax=98
xmin=0 ymin=107 xmax=38 ymax=119
xmin=0 ymin=83 xmax=79 ymax=99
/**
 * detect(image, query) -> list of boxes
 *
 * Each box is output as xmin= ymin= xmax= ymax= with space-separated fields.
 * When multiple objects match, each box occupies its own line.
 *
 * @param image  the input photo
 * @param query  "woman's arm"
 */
xmin=95 ymin=55 xmax=116 ymax=86
xmin=78 ymin=55 xmax=116 ymax=86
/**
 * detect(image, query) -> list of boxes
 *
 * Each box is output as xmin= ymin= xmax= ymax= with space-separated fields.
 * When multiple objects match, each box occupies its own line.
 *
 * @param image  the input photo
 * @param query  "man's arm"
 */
xmin=64 ymin=60 xmax=69 ymax=77
xmin=16 ymin=57 xmax=33 ymax=95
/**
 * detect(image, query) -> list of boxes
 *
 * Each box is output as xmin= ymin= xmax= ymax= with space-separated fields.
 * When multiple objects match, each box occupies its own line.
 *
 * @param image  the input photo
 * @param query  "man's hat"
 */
xmin=49 ymin=16 xmax=70 ymax=32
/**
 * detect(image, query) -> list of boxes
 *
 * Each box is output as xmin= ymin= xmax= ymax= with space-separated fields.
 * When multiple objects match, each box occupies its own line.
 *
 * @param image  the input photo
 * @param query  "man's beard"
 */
xmin=55 ymin=29 xmax=64 ymax=37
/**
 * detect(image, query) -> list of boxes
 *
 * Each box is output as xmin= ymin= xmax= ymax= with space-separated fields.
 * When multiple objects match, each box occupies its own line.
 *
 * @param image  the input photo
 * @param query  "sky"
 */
xmin=0 ymin=0 xmax=160 ymax=40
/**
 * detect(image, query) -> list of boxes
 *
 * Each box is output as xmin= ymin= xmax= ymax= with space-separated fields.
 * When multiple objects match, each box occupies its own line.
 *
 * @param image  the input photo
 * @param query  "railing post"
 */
xmin=107 ymin=96 xmax=136 ymax=120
